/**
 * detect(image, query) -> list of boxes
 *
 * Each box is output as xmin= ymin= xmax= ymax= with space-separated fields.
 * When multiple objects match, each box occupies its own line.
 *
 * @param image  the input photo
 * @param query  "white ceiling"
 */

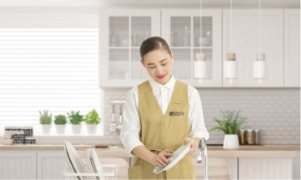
xmin=0 ymin=0 xmax=299 ymax=8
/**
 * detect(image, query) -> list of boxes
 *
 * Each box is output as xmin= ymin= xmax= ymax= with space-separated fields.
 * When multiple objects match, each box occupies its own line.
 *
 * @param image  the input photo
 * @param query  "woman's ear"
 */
xmin=171 ymin=51 xmax=174 ymax=64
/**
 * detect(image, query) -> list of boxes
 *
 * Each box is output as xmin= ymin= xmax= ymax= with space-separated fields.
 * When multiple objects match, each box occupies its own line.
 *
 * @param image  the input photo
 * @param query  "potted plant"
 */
xmin=39 ymin=110 xmax=52 ymax=134
xmin=67 ymin=111 xmax=84 ymax=134
xmin=54 ymin=114 xmax=67 ymax=134
xmin=84 ymin=109 xmax=101 ymax=134
xmin=209 ymin=110 xmax=247 ymax=149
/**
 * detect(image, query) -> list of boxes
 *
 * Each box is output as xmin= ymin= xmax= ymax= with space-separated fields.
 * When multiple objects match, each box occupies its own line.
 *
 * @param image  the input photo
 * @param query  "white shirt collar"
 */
xmin=149 ymin=76 xmax=176 ymax=91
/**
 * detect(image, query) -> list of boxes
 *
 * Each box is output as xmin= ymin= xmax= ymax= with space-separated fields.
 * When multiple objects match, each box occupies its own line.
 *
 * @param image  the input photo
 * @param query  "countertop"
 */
xmin=0 ymin=144 xmax=299 ymax=158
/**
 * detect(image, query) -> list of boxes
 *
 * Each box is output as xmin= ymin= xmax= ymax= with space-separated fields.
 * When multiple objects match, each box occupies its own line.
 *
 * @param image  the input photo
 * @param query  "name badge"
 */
xmin=169 ymin=111 xmax=184 ymax=116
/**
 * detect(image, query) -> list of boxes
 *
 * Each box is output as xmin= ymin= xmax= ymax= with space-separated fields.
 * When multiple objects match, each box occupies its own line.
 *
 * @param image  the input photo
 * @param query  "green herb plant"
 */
xmin=67 ymin=111 xmax=84 ymax=125
xmin=39 ymin=110 xmax=52 ymax=125
xmin=54 ymin=114 xmax=67 ymax=125
xmin=84 ymin=109 xmax=100 ymax=125
xmin=209 ymin=110 xmax=247 ymax=134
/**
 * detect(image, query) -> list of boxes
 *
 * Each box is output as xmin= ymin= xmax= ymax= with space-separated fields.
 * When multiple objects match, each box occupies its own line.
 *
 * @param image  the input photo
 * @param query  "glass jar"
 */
xmin=245 ymin=129 xmax=256 ymax=145
xmin=238 ymin=129 xmax=246 ymax=145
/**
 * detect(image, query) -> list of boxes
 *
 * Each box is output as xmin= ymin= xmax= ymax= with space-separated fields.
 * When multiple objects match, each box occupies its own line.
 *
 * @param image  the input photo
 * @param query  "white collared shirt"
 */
xmin=120 ymin=76 xmax=209 ymax=154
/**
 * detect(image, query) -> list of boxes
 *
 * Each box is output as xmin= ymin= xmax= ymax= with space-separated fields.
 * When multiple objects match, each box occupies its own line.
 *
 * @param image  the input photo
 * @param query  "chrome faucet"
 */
xmin=197 ymin=137 xmax=209 ymax=180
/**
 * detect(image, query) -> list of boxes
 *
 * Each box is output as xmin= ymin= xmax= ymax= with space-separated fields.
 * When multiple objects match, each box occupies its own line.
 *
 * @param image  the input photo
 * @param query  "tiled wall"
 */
xmin=100 ymin=88 xmax=300 ymax=145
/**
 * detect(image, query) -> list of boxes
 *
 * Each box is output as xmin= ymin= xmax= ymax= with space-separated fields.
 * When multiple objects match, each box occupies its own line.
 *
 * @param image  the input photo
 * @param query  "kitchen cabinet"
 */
xmin=284 ymin=9 xmax=300 ymax=87
xmin=99 ymin=9 xmax=161 ymax=87
xmin=99 ymin=9 xmax=222 ymax=87
xmin=161 ymin=9 xmax=222 ymax=87
xmin=37 ymin=150 xmax=65 ymax=179
xmin=0 ymin=150 xmax=36 ymax=179
xmin=223 ymin=10 xmax=284 ymax=87
xmin=0 ymin=150 xmax=65 ymax=179
xmin=239 ymin=158 xmax=294 ymax=179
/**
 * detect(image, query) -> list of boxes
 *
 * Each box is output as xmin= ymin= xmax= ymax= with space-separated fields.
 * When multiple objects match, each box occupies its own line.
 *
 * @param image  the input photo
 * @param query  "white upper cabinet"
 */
xmin=99 ymin=9 xmax=222 ymax=88
xmin=223 ymin=10 xmax=284 ymax=87
xmin=284 ymin=9 xmax=300 ymax=87
xmin=99 ymin=9 xmax=161 ymax=87
xmin=161 ymin=9 xmax=222 ymax=87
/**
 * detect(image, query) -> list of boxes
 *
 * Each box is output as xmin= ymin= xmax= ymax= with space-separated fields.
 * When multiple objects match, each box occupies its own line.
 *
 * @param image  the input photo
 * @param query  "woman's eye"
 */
xmin=149 ymin=66 xmax=155 ymax=69
xmin=161 ymin=63 xmax=167 ymax=66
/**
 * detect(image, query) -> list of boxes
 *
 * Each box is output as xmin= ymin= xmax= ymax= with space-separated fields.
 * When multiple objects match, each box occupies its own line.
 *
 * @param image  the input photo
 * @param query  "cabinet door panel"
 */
xmin=37 ymin=150 xmax=65 ymax=179
xmin=239 ymin=158 xmax=293 ymax=179
xmin=0 ymin=151 xmax=36 ymax=179
xmin=99 ymin=9 xmax=161 ymax=87
xmin=284 ymin=9 xmax=300 ymax=87
xmin=161 ymin=9 xmax=222 ymax=87
xmin=223 ymin=10 xmax=284 ymax=87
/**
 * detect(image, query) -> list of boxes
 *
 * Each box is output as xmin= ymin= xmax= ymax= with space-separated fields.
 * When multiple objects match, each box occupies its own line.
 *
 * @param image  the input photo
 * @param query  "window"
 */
xmin=0 ymin=9 xmax=102 ymax=135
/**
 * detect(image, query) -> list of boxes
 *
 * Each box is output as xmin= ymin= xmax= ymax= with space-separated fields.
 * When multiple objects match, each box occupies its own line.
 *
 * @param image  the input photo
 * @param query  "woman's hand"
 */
xmin=184 ymin=137 xmax=200 ymax=156
xmin=151 ymin=151 xmax=173 ymax=167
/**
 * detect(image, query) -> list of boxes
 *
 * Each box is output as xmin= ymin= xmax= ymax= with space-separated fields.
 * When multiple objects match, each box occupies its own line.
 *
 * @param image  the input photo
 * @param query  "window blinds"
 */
xmin=0 ymin=11 xmax=100 ymax=125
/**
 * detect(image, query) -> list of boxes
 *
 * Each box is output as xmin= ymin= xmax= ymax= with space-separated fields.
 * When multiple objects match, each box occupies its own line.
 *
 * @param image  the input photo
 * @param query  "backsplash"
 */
xmin=100 ymin=87 xmax=300 ymax=145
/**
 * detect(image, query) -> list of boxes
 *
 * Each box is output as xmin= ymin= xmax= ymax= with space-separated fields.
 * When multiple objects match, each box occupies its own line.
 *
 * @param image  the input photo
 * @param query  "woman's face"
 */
xmin=141 ymin=48 xmax=173 ymax=85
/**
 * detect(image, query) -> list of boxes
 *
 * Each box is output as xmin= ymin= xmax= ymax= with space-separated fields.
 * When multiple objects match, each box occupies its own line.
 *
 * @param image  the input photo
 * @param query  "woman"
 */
xmin=120 ymin=36 xmax=209 ymax=179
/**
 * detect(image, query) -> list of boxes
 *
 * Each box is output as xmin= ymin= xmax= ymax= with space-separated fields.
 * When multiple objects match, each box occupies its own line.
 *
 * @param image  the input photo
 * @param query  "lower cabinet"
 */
xmin=0 ymin=151 xmax=36 ymax=179
xmin=0 ymin=150 xmax=65 ymax=179
xmin=239 ymin=158 xmax=296 ymax=180
xmin=37 ymin=150 xmax=65 ymax=179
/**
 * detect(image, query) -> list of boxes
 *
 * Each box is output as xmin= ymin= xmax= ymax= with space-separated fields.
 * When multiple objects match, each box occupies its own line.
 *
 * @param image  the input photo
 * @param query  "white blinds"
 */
xmin=0 ymin=27 xmax=99 ymax=125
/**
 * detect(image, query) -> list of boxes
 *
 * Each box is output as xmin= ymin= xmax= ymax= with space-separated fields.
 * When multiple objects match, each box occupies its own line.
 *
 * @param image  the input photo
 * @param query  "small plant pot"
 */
xmin=223 ymin=134 xmax=239 ymax=149
xmin=55 ymin=125 xmax=66 ymax=135
xmin=86 ymin=124 xmax=98 ymax=135
xmin=71 ymin=125 xmax=82 ymax=135
xmin=41 ymin=125 xmax=52 ymax=134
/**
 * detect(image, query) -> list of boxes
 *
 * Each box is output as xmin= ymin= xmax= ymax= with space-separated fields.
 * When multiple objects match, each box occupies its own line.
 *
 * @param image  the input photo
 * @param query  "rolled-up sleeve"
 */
xmin=188 ymin=86 xmax=209 ymax=140
xmin=120 ymin=87 xmax=143 ymax=154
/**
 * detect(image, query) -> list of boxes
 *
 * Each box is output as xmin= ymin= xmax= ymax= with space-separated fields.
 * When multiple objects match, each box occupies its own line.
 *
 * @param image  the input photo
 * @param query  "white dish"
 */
xmin=153 ymin=139 xmax=194 ymax=174
xmin=64 ymin=141 xmax=88 ymax=180
xmin=88 ymin=148 xmax=103 ymax=174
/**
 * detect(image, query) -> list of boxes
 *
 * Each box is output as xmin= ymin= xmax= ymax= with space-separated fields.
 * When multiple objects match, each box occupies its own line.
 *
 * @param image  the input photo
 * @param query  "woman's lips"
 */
xmin=157 ymin=75 xmax=165 ymax=79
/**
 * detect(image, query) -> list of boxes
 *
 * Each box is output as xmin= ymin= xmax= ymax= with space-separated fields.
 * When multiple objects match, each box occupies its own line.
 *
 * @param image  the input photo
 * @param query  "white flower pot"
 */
xmin=55 ymin=125 xmax=66 ymax=135
xmin=86 ymin=125 xmax=98 ymax=135
xmin=41 ymin=125 xmax=52 ymax=134
xmin=223 ymin=134 xmax=239 ymax=149
xmin=71 ymin=125 xmax=82 ymax=135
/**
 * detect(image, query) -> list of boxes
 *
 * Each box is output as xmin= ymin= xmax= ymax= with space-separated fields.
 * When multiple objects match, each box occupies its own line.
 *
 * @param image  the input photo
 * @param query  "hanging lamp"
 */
xmin=194 ymin=0 xmax=208 ymax=80
xmin=224 ymin=0 xmax=237 ymax=83
xmin=254 ymin=0 xmax=265 ymax=81
xmin=194 ymin=53 xmax=208 ymax=78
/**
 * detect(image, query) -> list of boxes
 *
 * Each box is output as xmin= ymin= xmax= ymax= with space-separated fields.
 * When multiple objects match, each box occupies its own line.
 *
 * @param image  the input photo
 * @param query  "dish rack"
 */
xmin=64 ymin=141 xmax=118 ymax=180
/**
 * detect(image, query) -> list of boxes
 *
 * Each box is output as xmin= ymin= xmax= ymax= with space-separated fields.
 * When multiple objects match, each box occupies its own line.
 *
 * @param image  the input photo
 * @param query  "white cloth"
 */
xmin=120 ymin=76 xmax=209 ymax=154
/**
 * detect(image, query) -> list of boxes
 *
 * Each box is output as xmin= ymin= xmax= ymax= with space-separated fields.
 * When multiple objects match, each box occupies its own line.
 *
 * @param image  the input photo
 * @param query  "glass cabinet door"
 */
xmin=100 ymin=10 xmax=160 ymax=87
xmin=161 ymin=9 xmax=222 ymax=87
xmin=167 ymin=16 xmax=213 ymax=79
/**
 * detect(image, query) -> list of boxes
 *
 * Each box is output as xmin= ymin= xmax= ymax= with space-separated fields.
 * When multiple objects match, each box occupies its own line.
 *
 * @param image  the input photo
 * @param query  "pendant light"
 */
xmin=194 ymin=53 xmax=208 ymax=78
xmin=224 ymin=0 xmax=236 ymax=83
xmin=254 ymin=0 xmax=265 ymax=81
xmin=194 ymin=0 xmax=208 ymax=80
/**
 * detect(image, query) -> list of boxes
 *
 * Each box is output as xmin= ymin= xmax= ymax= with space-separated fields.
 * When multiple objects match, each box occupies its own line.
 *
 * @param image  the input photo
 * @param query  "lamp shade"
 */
xmin=194 ymin=60 xmax=208 ymax=78
xmin=253 ymin=53 xmax=265 ymax=79
xmin=224 ymin=52 xmax=236 ymax=78
xmin=194 ymin=53 xmax=208 ymax=78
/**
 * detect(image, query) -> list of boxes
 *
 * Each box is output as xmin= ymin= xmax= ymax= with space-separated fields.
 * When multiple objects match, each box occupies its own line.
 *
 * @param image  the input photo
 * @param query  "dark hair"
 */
xmin=140 ymin=36 xmax=171 ymax=61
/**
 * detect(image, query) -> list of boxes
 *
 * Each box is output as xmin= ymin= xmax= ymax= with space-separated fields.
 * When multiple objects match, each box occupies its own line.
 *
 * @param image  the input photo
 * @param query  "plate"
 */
xmin=153 ymin=139 xmax=194 ymax=174
xmin=64 ymin=141 xmax=88 ymax=179
xmin=88 ymin=148 xmax=103 ymax=174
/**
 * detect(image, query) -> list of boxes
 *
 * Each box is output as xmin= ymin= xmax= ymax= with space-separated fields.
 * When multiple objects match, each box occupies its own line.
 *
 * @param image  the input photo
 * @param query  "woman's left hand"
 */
xmin=183 ymin=137 xmax=200 ymax=156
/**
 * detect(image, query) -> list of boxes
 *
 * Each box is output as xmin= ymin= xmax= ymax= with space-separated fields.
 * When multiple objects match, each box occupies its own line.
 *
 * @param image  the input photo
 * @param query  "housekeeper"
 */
xmin=120 ymin=36 xmax=209 ymax=179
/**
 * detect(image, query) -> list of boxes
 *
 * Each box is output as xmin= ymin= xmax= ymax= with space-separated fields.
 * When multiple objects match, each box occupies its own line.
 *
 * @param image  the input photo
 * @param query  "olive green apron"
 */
xmin=128 ymin=81 xmax=195 ymax=179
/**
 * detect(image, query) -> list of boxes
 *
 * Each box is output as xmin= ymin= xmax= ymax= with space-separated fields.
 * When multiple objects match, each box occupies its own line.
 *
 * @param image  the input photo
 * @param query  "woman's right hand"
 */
xmin=151 ymin=151 xmax=173 ymax=167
